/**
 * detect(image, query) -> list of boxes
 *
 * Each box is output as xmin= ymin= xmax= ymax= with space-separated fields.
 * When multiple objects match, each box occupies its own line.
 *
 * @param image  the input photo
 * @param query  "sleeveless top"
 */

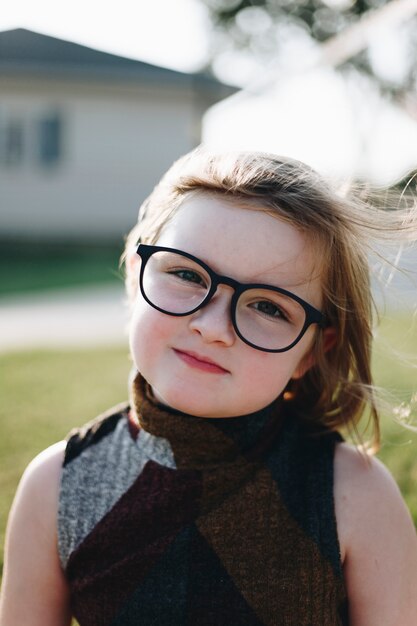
xmin=58 ymin=373 xmax=348 ymax=626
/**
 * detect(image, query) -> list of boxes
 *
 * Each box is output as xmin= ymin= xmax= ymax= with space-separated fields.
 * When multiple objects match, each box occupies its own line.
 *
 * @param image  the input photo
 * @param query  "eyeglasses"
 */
xmin=136 ymin=243 xmax=326 ymax=353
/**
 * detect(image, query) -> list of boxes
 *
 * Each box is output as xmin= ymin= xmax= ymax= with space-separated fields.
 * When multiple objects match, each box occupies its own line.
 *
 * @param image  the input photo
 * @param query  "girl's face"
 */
xmin=130 ymin=194 xmax=329 ymax=417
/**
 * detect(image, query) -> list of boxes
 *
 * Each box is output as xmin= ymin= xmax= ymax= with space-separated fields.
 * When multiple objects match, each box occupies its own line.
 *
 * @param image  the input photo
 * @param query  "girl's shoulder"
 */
xmin=333 ymin=441 xmax=417 ymax=625
xmin=19 ymin=402 xmax=129 ymax=490
xmin=7 ymin=439 xmax=67 ymax=550
xmin=14 ymin=439 xmax=67 ymax=510
xmin=0 ymin=441 xmax=72 ymax=624
xmin=333 ymin=441 xmax=409 ymax=559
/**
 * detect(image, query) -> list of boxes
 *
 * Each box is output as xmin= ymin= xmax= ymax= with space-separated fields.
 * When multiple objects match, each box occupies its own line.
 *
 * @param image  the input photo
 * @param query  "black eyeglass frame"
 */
xmin=136 ymin=243 xmax=326 ymax=353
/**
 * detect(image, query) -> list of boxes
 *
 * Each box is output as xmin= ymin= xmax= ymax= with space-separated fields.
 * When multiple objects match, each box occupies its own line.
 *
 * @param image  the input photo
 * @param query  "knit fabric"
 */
xmin=58 ymin=373 xmax=348 ymax=626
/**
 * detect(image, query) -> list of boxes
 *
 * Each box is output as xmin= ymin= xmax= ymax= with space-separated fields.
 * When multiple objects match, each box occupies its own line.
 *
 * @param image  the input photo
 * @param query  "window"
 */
xmin=0 ymin=119 xmax=24 ymax=166
xmin=0 ymin=109 xmax=64 ymax=168
xmin=38 ymin=113 xmax=62 ymax=165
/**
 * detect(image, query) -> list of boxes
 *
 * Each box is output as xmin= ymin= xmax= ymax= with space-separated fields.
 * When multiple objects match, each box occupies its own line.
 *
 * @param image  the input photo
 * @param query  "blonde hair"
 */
xmin=123 ymin=148 xmax=417 ymax=448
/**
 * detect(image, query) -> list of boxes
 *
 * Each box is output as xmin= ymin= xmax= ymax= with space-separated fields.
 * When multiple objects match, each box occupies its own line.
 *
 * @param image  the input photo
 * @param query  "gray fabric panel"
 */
xmin=57 ymin=417 xmax=176 ymax=568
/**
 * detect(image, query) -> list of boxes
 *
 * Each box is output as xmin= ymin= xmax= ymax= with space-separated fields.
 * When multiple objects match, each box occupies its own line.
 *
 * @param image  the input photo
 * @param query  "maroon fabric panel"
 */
xmin=67 ymin=461 xmax=202 ymax=626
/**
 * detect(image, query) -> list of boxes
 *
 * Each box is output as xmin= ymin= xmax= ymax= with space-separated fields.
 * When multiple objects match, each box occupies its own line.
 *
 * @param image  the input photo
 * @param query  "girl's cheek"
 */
xmin=129 ymin=303 xmax=174 ymax=365
xmin=129 ymin=297 xmax=154 ymax=338
xmin=128 ymin=323 xmax=142 ymax=371
xmin=129 ymin=303 xmax=153 ymax=366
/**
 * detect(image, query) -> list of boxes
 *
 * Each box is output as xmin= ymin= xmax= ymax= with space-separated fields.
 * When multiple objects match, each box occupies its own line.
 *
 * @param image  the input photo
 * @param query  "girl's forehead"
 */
xmin=155 ymin=194 xmax=324 ymax=299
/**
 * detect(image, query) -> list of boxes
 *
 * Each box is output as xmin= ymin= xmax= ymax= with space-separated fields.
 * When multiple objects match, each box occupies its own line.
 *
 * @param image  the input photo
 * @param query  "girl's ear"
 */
xmin=126 ymin=248 xmax=141 ymax=274
xmin=124 ymin=248 xmax=141 ymax=304
xmin=291 ymin=326 xmax=337 ymax=380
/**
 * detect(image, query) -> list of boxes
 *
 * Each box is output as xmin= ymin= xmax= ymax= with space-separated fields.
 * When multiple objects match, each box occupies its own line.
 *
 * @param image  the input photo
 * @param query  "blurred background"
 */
xmin=1 ymin=0 xmax=417 ymax=346
xmin=1 ymin=0 xmax=417 ymax=587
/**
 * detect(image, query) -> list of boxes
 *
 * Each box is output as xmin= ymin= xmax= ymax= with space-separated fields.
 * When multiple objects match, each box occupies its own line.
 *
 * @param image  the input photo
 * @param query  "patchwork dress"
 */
xmin=58 ymin=373 xmax=348 ymax=625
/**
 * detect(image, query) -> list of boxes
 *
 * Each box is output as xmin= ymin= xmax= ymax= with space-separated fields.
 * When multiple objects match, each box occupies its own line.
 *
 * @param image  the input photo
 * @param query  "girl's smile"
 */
xmin=129 ymin=193 xmax=328 ymax=417
xmin=173 ymin=349 xmax=230 ymax=374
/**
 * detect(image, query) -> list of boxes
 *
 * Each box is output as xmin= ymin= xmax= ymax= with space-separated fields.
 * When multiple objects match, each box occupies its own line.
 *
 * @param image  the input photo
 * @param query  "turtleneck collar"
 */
xmin=129 ymin=372 xmax=285 ymax=471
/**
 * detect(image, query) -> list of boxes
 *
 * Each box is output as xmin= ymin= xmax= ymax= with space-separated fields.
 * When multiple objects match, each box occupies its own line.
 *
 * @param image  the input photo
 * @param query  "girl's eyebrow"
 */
xmin=232 ymin=260 xmax=318 ymax=289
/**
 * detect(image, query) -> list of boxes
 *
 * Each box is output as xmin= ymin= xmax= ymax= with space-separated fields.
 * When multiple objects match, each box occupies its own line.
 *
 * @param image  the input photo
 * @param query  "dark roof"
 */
xmin=0 ymin=28 xmax=235 ymax=95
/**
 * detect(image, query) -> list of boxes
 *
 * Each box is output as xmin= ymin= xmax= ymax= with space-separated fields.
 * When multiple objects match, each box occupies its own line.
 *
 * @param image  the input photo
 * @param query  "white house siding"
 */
xmin=0 ymin=76 xmax=204 ymax=241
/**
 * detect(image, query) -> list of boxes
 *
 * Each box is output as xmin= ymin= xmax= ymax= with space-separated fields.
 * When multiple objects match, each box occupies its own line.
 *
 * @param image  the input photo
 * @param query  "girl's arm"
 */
xmin=334 ymin=442 xmax=417 ymax=626
xmin=0 ymin=442 xmax=72 ymax=626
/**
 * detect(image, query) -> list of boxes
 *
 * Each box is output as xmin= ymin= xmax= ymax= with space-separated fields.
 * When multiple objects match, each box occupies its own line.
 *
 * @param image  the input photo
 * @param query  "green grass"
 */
xmin=0 ymin=313 xmax=416 ymax=590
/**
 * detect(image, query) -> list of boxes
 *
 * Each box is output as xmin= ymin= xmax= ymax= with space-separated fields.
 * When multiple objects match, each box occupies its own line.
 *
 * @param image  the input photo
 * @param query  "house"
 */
xmin=0 ymin=28 xmax=235 ymax=242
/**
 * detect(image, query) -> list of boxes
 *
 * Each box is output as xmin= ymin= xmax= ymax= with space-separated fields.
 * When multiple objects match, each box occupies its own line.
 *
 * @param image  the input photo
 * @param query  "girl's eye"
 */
xmin=170 ymin=269 xmax=207 ymax=287
xmin=251 ymin=300 xmax=289 ymax=321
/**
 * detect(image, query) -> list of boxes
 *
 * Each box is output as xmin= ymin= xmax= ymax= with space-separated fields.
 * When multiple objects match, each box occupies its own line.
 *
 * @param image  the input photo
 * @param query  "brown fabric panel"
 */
xmin=145 ymin=409 xmax=244 ymax=469
xmin=197 ymin=466 xmax=346 ymax=626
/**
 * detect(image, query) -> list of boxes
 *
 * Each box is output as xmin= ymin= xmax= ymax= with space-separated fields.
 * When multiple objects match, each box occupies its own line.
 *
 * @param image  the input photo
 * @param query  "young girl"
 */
xmin=1 ymin=149 xmax=417 ymax=626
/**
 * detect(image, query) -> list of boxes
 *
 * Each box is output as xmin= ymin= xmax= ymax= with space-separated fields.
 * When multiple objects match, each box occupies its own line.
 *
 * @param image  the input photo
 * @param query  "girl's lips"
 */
xmin=173 ymin=349 xmax=229 ymax=374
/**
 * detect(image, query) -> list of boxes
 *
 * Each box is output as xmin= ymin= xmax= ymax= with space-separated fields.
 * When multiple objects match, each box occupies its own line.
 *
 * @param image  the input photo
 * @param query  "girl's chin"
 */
xmin=149 ymin=386 xmax=228 ymax=418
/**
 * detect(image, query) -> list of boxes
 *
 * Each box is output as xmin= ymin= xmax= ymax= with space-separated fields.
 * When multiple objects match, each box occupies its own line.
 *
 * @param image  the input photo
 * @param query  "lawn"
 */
xmin=0 ymin=312 xmax=416 ymax=590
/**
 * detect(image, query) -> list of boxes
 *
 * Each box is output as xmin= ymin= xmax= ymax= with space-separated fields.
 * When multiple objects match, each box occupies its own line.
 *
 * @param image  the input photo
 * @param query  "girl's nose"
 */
xmin=188 ymin=287 xmax=236 ymax=346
